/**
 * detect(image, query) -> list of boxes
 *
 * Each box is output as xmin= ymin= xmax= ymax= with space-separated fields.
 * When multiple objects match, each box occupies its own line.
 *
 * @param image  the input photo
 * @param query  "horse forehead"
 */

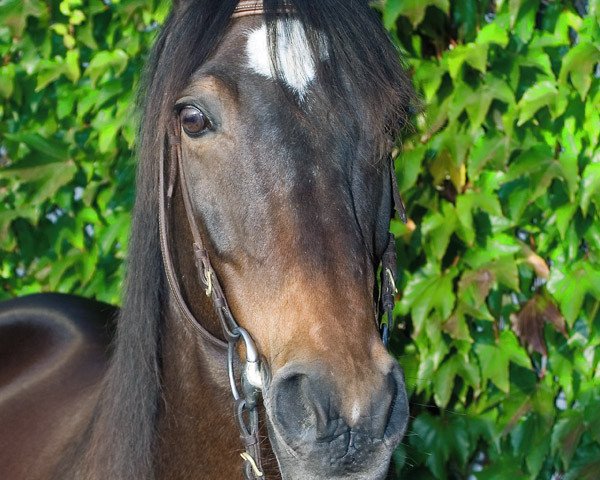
xmin=245 ymin=18 xmax=325 ymax=100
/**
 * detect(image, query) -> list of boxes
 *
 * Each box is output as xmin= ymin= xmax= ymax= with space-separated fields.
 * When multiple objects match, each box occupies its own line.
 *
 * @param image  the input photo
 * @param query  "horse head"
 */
xmin=144 ymin=1 xmax=415 ymax=478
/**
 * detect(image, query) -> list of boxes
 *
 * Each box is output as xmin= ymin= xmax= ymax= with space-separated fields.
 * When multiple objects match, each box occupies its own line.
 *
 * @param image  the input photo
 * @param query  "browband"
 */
xmin=232 ymin=0 xmax=293 ymax=18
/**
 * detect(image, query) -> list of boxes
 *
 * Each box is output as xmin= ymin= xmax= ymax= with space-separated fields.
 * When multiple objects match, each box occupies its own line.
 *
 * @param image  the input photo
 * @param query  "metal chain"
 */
xmin=227 ymin=329 xmax=264 ymax=478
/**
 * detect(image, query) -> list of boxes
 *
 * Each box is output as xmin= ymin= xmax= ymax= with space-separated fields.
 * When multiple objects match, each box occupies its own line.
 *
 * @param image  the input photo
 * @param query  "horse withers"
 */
xmin=0 ymin=1 xmax=415 ymax=478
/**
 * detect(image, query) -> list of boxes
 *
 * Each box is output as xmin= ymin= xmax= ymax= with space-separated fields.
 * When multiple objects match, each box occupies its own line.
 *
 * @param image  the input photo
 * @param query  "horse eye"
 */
xmin=179 ymin=106 xmax=209 ymax=136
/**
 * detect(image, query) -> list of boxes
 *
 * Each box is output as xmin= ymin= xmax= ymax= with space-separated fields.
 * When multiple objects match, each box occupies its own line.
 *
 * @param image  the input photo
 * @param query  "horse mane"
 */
xmin=59 ymin=1 xmax=414 ymax=478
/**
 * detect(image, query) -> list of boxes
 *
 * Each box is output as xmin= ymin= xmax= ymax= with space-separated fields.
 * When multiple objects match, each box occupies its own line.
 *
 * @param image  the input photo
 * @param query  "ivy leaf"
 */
xmin=428 ymin=149 xmax=466 ymax=192
xmin=511 ymin=294 xmax=567 ymax=356
xmin=476 ymin=341 xmax=511 ymax=393
xmin=0 ymin=157 xmax=77 ymax=204
xmin=477 ymin=22 xmax=509 ymax=48
xmin=86 ymin=49 xmax=129 ymax=86
xmin=411 ymin=59 xmax=446 ymax=103
xmin=399 ymin=265 xmax=457 ymax=335
xmin=554 ymin=203 xmax=577 ymax=240
xmin=552 ymin=410 xmax=586 ymax=469
xmin=457 ymin=268 xmax=495 ymax=320
xmin=520 ymin=243 xmax=549 ymax=279
xmin=384 ymin=0 xmax=449 ymax=29
xmin=518 ymin=48 xmax=554 ymax=78
xmin=476 ymin=331 xmax=531 ymax=393
xmin=517 ymin=80 xmax=558 ymax=126
xmin=558 ymin=42 xmax=600 ymax=100
xmin=468 ymin=134 xmax=510 ymax=180
xmin=510 ymin=413 xmax=551 ymax=477
xmin=433 ymin=356 xmax=458 ymax=408
xmin=396 ymin=144 xmax=426 ymax=192
xmin=0 ymin=63 xmax=16 ymax=99
xmin=0 ymin=0 xmax=46 ymax=36
xmin=410 ymin=413 xmax=471 ymax=478
xmin=564 ymin=449 xmax=600 ymax=480
xmin=3 ymin=132 xmax=69 ymax=161
xmin=421 ymin=201 xmax=457 ymax=261
xmin=547 ymin=262 xmax=600 ymax=326
xmin=509 ymin=0 xmax=524 ymax=28
xmin=443 ymin=309 xmax=472 ymax=341
xmin=447 ymin=43 xmax=488 ymax=79
xmin=581 ymin=163 xmax=600 ymax=217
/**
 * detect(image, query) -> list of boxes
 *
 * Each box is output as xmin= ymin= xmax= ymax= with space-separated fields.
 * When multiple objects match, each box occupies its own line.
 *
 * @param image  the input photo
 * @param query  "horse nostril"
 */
xmin=368 ymin=370 xmax=400 ymax=439
xmin=382 ymin=363 xmax=409 ymax=442
xmin=271 ymin=372 xmax=316 ymax=446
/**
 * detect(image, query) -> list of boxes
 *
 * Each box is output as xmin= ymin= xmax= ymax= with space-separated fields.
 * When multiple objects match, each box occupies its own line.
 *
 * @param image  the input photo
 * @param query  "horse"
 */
xmin=0 ymin=0 xmax=415 ymax=478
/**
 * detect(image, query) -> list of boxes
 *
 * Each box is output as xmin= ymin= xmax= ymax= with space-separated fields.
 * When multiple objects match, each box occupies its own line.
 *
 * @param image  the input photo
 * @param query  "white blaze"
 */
xmin=246 ymin=19 xmax=319 ymax=99
xmin=350 ymin=401 xmax=361 ymax=424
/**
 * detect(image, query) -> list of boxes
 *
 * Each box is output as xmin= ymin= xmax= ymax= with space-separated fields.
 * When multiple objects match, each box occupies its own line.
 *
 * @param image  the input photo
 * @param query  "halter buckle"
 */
xmin=241 ymin=452 xmax=264 ymax=477
xmin=203 ymin=269 xmax=213 ymax=297
xmin=385 ymin=267 xmax=398 ymax=295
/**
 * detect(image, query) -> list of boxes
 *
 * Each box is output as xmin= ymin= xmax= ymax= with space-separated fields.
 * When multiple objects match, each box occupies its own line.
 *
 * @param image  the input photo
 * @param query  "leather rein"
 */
xmin=157 ymin=2 xmax=406 ymax=478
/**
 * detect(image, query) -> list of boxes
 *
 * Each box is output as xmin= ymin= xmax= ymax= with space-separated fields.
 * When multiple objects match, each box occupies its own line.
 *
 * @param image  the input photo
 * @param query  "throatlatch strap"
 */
xmin=389 ymin=155 xmax=407 ymax=224
xmin=379 ymin=155 xmax=407 ymax=346
xmin=380 ymin=234 xmax=398 ymax=347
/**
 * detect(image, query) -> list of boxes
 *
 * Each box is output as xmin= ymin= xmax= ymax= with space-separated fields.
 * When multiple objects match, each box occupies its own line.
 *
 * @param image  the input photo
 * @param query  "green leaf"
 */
xmin=3 ymin=132 xmax=69 ymax=161
xmin=518 ymin=49 xmax=554 ymax=78
xmin=64 ymin=49 xmax=81 ymax=83
xmin=547 ymin=263 xmax=592 ymax=326
xmin=509 ymin=0 xmax=524 ymax=28
xmin=552 ymin=411 xmax=586 ymax=469
xmin=517 ymin=80 xmax=558 ymax=126
xmin=558 ymin=42 xmax=600 ymax=100
xmin=421 ymin=202 xmax=457 ymax=260
xmin=581 ymin=163 xmax=600 ymax=217
xmin=410 ymin=413 xmax=471 ymax=478
xmin=399 ymin=265 xmax=457 ymax=335
xmin=447 ymin=43 xmax=488 ymax=79
xmin=0 ymin=63 xmax=16 ymax=98
xmin=475 ymin=331 xmax=530 ymax=393
xmin=564 ymin=449 xmax=600 ymax=480
xmin=433 ymin=356 xmax=458 ymax=408
xmin=477 ymin=22 xmax=509 ymax=48
xmin=86 ymin=49 xmax=129 ymax=86
xmin=396 ymin=144 xmax=425 ymax=192
xmin=476 ymin=341 xmax=510 ymax=393
xmin=0 ymin=0 xmax=46 ymax=36
xmin=412 ymin=59 xmax=446 ymax=102
xmin=384 ymin=0 xmax=449 ymax=29
xmin=510 ymin=413 xmax=551 ymax=477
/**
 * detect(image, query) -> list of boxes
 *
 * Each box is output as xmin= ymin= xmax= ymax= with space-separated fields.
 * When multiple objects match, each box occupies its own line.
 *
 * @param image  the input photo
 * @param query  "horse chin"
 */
xmin=271 ymin=442 xmax=395 ymax=480
xmin=266 ymin=419 xmax=401 ymax=480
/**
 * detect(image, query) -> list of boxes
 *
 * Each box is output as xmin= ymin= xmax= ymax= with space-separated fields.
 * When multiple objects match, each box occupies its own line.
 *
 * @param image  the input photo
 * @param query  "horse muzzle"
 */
xmin=263 ymin=361 xmax=409 ymax=479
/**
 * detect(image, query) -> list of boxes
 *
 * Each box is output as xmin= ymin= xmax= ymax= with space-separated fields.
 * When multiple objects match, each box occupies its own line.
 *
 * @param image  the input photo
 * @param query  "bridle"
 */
xmin=157 ymin=2 xmax=407 ymax=478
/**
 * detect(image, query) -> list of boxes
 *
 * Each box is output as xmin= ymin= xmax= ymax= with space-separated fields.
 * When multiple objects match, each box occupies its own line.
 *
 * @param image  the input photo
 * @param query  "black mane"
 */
xmin=74 ymin=1 xmax=414 ymax=478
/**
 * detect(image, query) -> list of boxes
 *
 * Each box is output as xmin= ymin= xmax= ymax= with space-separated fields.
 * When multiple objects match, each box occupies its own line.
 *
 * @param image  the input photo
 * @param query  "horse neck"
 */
xmin=154 ymin=300 xmax=244 ymax=479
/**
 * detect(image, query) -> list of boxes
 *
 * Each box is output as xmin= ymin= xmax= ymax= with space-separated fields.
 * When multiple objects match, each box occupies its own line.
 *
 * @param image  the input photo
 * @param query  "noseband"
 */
xmin=157 ymin=3 xmax=406 ymax=478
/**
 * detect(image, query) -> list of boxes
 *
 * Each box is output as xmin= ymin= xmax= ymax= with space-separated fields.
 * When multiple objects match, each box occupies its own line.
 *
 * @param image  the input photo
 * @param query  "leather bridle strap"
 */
xmin=232 ymin=0 xmax=292 ymax=18
xmin=161 ymin=120 xmax=265 ymax=479
xmin=379 ymin=155 xmax=405 ymax=347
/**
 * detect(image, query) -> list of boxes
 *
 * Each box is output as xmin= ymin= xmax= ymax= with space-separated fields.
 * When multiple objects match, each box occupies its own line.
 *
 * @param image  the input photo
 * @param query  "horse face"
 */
xmin=176 ymin=17 xmax=408 ymax=479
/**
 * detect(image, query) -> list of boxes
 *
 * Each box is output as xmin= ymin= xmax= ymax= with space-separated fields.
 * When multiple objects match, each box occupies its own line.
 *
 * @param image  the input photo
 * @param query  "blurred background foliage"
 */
xmin=0 ymin=0 xmax=599 ymax=478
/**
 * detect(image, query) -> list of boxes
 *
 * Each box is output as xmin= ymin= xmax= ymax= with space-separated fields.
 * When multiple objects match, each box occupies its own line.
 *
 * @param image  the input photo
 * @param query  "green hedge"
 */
xmin=1 ymin=1 xmax=599 ymax=478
